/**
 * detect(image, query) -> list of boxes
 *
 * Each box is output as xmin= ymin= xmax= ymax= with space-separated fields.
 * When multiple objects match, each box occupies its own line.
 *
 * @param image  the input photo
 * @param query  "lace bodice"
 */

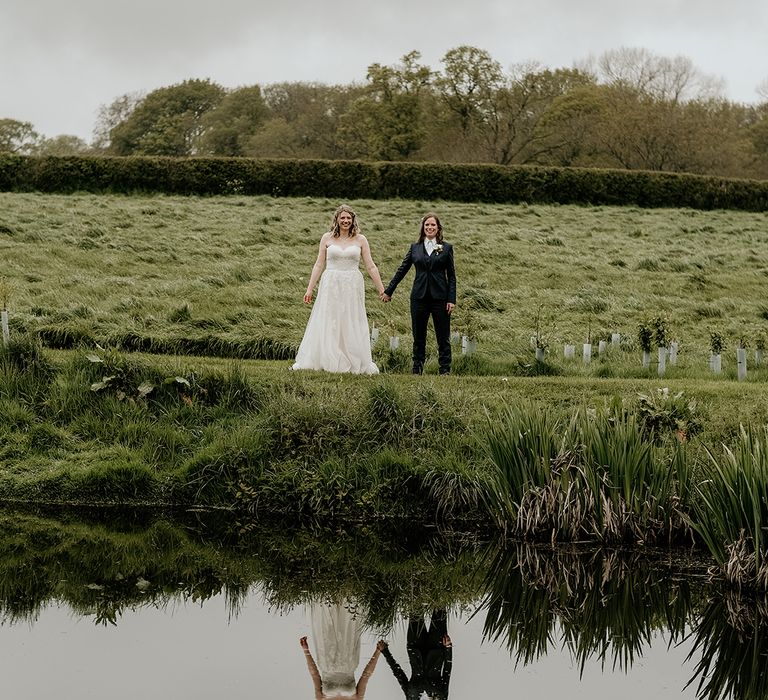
xmin=326 ymin=244 xmax=362 ymax=272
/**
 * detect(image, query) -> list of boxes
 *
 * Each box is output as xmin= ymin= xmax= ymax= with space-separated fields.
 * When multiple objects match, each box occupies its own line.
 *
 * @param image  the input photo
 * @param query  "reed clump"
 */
xmin=694 ymin=425 xmax=768 ymax=591
xmin=481 ymin=402 xmax=693 ymax=544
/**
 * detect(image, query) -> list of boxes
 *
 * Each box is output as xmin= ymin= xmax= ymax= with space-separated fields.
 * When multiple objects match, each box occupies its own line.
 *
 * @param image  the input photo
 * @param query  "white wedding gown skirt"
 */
xmin=292 ymin=245 xmax=379 ymax=374
xmin=310 ymin=600 xmax=363 ymax=695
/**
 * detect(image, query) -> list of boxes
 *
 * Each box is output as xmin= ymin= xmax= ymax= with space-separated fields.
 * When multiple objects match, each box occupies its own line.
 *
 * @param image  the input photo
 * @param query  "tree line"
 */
xmin=3 ymin=46 xmax=767 ymax=180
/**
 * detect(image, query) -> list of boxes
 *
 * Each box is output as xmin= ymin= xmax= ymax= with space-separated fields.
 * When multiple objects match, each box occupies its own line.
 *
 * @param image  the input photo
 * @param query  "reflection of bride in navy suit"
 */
xmin=379 ymin=609 xmax=453 ymax=700
xmin=300 ymin=599 xmax=383 ymax=699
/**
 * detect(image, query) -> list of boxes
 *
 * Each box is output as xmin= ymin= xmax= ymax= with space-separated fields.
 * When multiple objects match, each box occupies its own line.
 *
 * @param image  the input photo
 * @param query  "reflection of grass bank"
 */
xmin=480 ymin=544 xmax=706 ymax=669
xmin=0 ymin=507 xmax=485 ymax=628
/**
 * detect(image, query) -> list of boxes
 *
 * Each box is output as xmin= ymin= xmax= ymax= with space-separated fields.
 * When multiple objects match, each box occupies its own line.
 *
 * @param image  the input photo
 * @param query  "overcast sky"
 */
xmin=2 ymin=0 xmax=766 ymax=143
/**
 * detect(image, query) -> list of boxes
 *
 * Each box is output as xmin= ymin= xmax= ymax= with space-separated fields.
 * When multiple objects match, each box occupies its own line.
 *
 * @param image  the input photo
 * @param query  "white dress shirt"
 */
xmin=425 ymin=239 xmax=436 ymax=255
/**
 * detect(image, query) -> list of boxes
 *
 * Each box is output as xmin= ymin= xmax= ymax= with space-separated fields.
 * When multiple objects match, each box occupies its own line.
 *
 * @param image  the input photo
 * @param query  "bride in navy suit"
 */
xmin=382 ymin=213 xmax=456 ymax=375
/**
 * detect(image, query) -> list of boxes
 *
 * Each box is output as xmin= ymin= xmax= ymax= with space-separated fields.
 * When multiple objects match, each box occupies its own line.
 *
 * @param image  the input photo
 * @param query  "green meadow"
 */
xmin=2 ymin=191 xmax=768 ymax=372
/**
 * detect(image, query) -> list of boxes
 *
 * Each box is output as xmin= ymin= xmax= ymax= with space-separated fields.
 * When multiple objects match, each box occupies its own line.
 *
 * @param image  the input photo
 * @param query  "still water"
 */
xmin=0 ymin=508 xmax=764 ymax=700
xmin=2 ymin=593 xmax=699 ymax=700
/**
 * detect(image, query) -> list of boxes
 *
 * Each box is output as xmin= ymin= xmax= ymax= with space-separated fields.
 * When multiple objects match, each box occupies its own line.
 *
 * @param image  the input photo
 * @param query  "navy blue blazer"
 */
xmin=385 ymin=241 xmax=456 ymax=304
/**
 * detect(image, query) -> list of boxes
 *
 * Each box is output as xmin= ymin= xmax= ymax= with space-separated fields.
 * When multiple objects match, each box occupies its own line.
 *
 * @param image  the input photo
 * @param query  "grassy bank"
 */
xmin=4 ymin=189 xmax=768 ymax=590
xmin=4 ymin=340 xmax=768 ymax=589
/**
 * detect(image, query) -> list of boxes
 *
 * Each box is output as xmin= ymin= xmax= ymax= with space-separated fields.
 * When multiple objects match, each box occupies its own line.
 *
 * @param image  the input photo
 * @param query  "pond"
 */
xmin=0 ymin=507 xmax=764 ymax=700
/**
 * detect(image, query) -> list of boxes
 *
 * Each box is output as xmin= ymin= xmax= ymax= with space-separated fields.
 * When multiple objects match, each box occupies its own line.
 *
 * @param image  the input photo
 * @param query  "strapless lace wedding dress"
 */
xmin=292 ymin=244 xmax=379 ymax=374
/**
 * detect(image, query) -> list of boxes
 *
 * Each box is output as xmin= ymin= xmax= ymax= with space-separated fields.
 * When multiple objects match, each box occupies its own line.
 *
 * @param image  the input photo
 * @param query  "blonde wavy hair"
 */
xmin=330 ymin=204 xmax=361 ymax=238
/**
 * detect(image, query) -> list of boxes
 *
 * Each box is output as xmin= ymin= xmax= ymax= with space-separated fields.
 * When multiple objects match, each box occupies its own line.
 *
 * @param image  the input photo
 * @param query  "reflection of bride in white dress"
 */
xmin=292 ymin=205 xmax=385 ymax=375
xmin=300 ymin=599 xmax=383 ymax=700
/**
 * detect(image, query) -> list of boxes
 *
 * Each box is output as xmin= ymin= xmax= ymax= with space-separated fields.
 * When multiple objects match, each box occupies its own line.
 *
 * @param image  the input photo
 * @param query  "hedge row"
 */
xmin=1 ymin=154 xmax=767 ymax=211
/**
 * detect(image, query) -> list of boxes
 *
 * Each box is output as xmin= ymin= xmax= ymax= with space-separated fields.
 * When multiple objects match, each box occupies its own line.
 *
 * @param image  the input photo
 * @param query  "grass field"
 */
xmin=2 ymin=191 xmax=768 ymax=376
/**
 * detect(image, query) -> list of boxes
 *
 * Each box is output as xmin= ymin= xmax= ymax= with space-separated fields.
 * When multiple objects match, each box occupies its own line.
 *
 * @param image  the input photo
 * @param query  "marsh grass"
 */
xmin=7 ymin=342 xmax=768 ymax=585
xmin=1 ymin=192 xmax=768 ymax=375
xmin=482 ymin=402 xmax=693 ymax=544
xmin=694 ymin=426 xmax=768 ymax=590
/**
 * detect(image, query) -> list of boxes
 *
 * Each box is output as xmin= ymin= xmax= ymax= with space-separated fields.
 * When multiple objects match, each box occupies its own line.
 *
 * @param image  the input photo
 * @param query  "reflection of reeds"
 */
xmin=685 ymin=592 xmax=768 ymax=700
xmin=482 ymin=404 xmax=692 ymax=544
xmin=694 ymin=426 xmax=768 ymax=590
xmin=480 ymin=544 xmax=697 ymax=672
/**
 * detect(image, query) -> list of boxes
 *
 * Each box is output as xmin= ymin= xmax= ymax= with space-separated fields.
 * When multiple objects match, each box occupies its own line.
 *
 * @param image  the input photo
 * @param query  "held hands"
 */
xmin=300 ymin=636 xmax=310 ymax=651
xmin=377 ymin=640 xmax=388 ymax=651
xmin=380 ymin=291 xmax=391 ymax=302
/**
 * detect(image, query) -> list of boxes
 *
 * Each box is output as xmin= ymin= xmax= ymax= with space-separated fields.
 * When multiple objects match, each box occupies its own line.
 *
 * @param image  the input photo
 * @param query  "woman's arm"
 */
xmin=379 ymin=641 xmax=409 ymax=693
xmin=304 ymin=234 xmax=329 ymax=303
xmin=300 ymin=636 xmax=324 ymax=700
xmin=445 ymin=244 xmax=457 ymax=312
xmin=356 ymin=643 xmax=383 ymax=697
xmin=383 ymin=246 xmax=414 ymax=299
xmin=359 ymin=235 xmax=385 ymax=295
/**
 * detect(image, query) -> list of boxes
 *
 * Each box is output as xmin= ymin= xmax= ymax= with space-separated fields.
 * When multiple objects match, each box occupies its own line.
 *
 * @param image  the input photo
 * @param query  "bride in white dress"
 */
xmin=292 ymin=205 xmax=385 ymax=375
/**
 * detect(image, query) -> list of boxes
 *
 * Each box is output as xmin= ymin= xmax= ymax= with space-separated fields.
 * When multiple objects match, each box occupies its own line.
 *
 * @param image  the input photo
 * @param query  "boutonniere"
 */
xmin=434 ymin=244 xmax=443 ymax=254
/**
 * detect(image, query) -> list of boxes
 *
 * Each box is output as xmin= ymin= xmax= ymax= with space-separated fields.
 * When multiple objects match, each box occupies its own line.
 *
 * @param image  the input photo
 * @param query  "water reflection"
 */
xmin=0 ymin=507 xmax=766 ymax=699
xmin=380 ymin=610 xmax=452 ymax=700
xmin=480 ymin=544 xmax=700 ymax=670
xmin=686 ymin=593 xmax=768 ymax=700
xmin=301 ymin=599 xmax=383 ymax=699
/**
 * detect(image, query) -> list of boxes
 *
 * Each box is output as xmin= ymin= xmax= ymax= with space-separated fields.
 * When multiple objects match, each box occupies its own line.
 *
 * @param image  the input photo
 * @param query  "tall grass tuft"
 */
xmin=573 ymin=409 xmax=690 ymax=543
xmin=480 ymin=403 xmax=692 ymax=543
xmin=366 ymin=379 xmax=407 ymax=444
xmin=0 ymin=334 xmax=55 ymax=412
xmin=693 ymin=425 xmax=768 ymax=590
xmin=481 ymin=403 xmax=561 ymax=532
xmin=178 ymin=421 xmax=271 ymax=503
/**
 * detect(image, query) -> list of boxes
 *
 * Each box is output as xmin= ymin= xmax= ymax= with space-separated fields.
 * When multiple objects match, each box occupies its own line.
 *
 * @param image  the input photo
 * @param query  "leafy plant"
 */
xmin=709 ymin=331 xmax=726 ymax=355
xmin=532 ymin=304 xmax=553 ymax=350
xmin=637 ymin=321 xmax=654 ymax=353
xmin=86 ymin=346 xmax=191 ymax=403
xmin=634 ymin=388 xmax=703 ymax=443
xmin=651 ymin=315 xmax=671 ymax=348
